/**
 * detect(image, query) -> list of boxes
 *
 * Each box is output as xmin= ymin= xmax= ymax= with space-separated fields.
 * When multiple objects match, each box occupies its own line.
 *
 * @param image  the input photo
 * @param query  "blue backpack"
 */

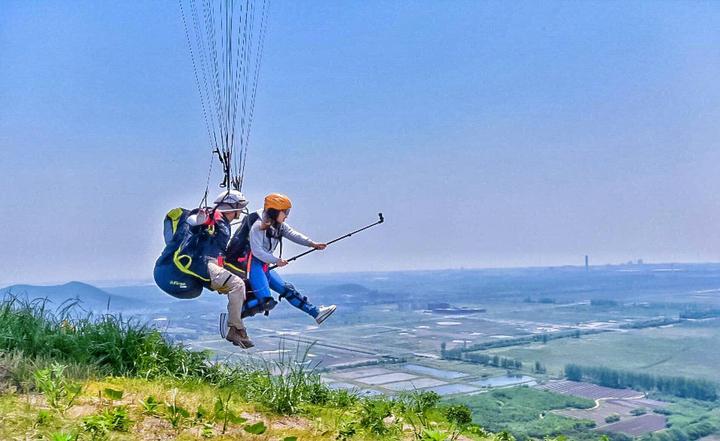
xmin=153 ymin=207 xmax=206 ymax=299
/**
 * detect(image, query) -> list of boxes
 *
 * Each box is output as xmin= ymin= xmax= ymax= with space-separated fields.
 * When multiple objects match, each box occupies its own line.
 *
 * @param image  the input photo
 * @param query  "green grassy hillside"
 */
xmin=0 ymin=295 xmax=580 ymax=441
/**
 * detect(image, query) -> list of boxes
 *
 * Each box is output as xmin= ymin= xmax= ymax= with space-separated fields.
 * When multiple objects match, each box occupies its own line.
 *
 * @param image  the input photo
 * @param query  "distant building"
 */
xmin=427 ymin=303 xmax=486 ymax=315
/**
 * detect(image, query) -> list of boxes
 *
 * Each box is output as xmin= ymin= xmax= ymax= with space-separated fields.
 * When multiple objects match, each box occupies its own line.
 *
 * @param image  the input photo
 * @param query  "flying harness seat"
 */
xmin=153 ymin=207 xmax=209 ymax=299
xmin=225 ymin=212 xmax=311 ymax=318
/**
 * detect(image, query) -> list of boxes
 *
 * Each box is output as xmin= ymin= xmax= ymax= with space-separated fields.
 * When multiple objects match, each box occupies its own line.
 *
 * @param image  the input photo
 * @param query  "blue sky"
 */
xmin=1 ymin=1 xmax=719 ymax=285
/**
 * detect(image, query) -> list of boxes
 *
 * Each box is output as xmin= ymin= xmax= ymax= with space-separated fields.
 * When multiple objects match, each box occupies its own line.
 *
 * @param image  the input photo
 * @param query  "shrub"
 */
xmin=358 ymin=397 xmax=394 ymax=436
xmin=605 ymin=414 xmax=621 ymax=423
xmin=81 ymin=406 xmax=132 ymax=440
xmin=33 ymin=363 xmax=82 ymax=415
xmin=444 ymin=403 xmax=473 ymax=426
xmin=139 ymin=395 xmax=161 ymax=415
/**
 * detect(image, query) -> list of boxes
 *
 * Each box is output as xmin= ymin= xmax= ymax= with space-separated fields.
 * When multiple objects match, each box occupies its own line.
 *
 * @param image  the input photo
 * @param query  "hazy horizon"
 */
xmin=4 ymin=259 xmax=719 ymax=289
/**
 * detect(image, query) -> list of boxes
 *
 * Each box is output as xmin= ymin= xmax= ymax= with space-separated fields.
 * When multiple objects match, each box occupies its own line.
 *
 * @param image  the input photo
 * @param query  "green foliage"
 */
xmin=102 ymin=387 xmax=123 ymax=401
xmin=233 ymin=343 xmax=331 ymax=414
xmin=534 ymin=361 xmax=547 ymax=374
xmin=358 ymin=396 xmax=395 ymax=436
xmin=213 ymin=392 xmax=246 ymax=434
xmin=35 ymin=409 xmax=53 ymax=426
xmin=0 ymin=296 xmax=216 ymax=380
xmin=163 ymin=389 xmax=190 ymax=431
xmin=81 ymin=406 xmax=132 ymax=440
xmin=188 ymin=404 xmax=216 ymax=438
xmin=604 ymin=414 xmax=620 ymax=423
xmin=328 ymin=388 xmax=358 ymax=408
xmin=565 ymin=364 xmax=582 ymax=381
xmin=564 ymin=364 xmax=718 ymax=400
xmin=48 ymin=432 xmax=77 ymax=441
xmin=244 ymin=421 xmax=267 ymax=435
xmin=139 ymin=395 xmax=160 ymax=415
xmin=336 ymin=419 xmax=358 ymax=440
xmin=630 ymin=407 xmax=647 ymax=416
xmin=642 ymin=397 xmax=720 ymax=441
xmin=462 ymin=352 xmax=524 ymax=370
xmin=33 ymin=363 xmax=82 ymax=415
xmin=449 ymin=386 xmax=596 ymax=440
xmin=396 ymin=391 xmax=439 ymax=439
xmin=420 ymin=428 xmax=453 ymax=441
xmin=444 ymin=403 xmax=473 ymax=426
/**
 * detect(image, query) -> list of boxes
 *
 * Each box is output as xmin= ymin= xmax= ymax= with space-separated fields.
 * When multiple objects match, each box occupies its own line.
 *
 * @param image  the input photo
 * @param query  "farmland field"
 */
xmin=448 ymin=386 xmax=598 ymax=441
xmin=482 ymin=318 xmax=720 ymax=382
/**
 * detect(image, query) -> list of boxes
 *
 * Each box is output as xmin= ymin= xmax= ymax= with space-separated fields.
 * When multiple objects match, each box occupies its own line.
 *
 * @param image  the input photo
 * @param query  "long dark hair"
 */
xmin=259 ymin=208 xmax=282 ymax=235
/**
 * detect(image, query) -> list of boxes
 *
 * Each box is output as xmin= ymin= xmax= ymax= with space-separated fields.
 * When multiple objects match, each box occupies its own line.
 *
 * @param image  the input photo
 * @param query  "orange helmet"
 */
xmin=264 ymin=193 xmax=292 ymax=211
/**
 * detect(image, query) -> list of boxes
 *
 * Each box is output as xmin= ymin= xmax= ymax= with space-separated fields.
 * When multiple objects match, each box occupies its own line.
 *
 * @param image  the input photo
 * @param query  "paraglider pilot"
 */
xmin=229 ymin=193 xmax=336 ymax=324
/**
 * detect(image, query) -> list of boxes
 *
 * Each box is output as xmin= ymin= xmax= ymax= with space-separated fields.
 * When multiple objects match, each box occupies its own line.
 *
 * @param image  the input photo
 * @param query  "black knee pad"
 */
xmin=262 ymin=297 xmax=278 ymax=316
xmin=279 ymin=283 xmax=308 ymax=306
xmin=241 ymin=296 xmax=278 ymax=319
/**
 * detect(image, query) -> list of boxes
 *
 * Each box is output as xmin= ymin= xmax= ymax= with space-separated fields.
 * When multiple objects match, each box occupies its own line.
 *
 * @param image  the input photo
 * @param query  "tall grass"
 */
xmin=0 ymin=295 xmax=524 ymax=439
xmin=248 ymin=342 xmax=332 ymax=414
xmin=0 ymin=294 xmax=215 ymax=380
xmin=0 ymin=294 xmax=341 ymax=414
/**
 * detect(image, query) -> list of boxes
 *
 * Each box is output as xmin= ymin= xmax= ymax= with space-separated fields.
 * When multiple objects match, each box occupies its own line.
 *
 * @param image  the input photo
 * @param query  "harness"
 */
xmin=168 ymin=208 xmax=224 ymax=283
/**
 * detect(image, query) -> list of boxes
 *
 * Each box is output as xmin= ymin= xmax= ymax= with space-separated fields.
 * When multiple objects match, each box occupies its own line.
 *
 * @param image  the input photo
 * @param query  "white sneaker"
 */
xmin=315 ymin=305 xmax=337 ymax=325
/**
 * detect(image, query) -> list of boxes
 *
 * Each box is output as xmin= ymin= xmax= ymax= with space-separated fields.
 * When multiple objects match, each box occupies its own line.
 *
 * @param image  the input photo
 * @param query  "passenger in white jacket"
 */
xmin=243 ymin=193 xmax=336 ymax=324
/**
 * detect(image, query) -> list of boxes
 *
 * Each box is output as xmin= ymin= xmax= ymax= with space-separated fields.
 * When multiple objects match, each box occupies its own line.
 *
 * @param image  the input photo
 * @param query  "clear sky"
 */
xmin=1 ymin=1 xmax=719 ymax=286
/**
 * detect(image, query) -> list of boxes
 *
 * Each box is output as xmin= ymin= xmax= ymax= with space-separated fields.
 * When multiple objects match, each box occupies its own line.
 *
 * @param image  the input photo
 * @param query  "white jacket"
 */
xmin=249 ymin=210 xmax=314 ymax=264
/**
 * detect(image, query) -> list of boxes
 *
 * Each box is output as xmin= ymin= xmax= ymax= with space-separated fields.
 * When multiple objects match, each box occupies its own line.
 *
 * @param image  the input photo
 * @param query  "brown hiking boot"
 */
xmin=226 ymin=326 xmax=254 ymax=349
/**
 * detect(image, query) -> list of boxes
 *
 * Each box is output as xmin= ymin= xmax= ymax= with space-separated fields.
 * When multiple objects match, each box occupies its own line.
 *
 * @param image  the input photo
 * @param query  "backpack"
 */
xmin=163 ymin=207 xmax=192 ymax=245
xmin=153 ymin=207 xmax=206 ymax=299
xmin=226 ymin=211 xmax=261 ymax=263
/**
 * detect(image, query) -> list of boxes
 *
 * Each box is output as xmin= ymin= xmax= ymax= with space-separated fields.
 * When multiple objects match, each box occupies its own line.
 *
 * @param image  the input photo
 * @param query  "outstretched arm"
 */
xmin=281 ymin=223 xmax=325 ymax=248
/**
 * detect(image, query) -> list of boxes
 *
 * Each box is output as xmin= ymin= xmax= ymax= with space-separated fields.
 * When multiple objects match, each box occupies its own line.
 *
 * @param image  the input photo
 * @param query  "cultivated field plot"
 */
xmin=472 ymin=375 xmax=535 ymax=388
xmin=557 ymin=399 xmax=664 ymax=425
xmin=254 ymin=307 xmax=552 ymax=356
xmin=402 ymin=363 xmax=469 ymax=379
xmin=356 ymin=372 xmax=418 ymax=385
xmin=485 ymin=319 xmax=720 ymax=381
xmin=482 ymin=303 xmax=659 ymax=326
xmin=537 ymin=380 xmax=643 ymax=400
xmin=542 ymin=381 xmax=670 ymax=436
xmin=323 ymin=363 xmax=485 ymax=396
xmin=383 ymin=377 xmax=448 ymax=391
xmin=600 ymin=414 xmax=667 ymax=436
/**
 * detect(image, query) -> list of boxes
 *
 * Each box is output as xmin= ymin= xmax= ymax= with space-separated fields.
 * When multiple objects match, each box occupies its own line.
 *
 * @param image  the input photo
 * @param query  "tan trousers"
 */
xmin=207 ymin=261 xmax=246 ymax=330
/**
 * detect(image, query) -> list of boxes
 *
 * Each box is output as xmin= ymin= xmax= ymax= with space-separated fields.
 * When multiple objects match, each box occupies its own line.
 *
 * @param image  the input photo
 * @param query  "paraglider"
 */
xmin=153 ymin=0 xmax=384 ymax=348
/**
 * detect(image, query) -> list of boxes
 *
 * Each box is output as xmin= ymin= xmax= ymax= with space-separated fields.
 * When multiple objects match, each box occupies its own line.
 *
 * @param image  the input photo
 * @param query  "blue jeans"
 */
xmin=246 ymin=259 xmax=318 ymax=318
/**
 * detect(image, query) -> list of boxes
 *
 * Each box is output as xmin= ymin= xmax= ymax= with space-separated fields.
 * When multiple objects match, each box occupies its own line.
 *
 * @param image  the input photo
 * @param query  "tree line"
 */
xmin=564 ymin=364 xmax=717 ymax=401
xmin=440 ymin=328 xmax=608 ymax=359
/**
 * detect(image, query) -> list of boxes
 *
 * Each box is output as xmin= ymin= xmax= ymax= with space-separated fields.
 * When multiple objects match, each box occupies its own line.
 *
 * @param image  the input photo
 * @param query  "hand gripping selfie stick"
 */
xmin=268 ymin=213 xmax=385 ymax=270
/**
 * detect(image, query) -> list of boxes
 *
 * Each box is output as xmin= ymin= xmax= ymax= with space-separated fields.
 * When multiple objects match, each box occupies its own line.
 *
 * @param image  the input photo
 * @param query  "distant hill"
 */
xmin=0 ymin=281 xmax=137 ymax=312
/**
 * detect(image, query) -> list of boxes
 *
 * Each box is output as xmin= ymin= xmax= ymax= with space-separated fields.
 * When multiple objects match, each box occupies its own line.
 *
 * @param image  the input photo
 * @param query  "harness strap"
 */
xmin=172 ymin=247 xmax=211 ymax=283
